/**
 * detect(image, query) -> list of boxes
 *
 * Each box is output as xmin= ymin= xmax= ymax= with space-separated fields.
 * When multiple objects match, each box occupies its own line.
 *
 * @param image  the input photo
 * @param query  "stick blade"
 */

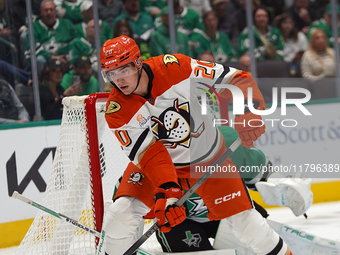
xmin=12 ymin=191 xmax=20 ymax=199
xmin=11 ymin=191 xmax=31 ymax=204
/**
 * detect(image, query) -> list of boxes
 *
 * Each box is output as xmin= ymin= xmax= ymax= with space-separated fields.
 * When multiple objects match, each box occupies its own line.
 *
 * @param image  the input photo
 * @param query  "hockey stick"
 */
xmin=12 ymin=192 xmax=152 ymax=255
xmin=267 ymin=219 xmax=340 ymax=255
xmin=122 ymin=137 xmax=242 ymax=255
xmin=213 ymin=217 xmax=340 ymax=255
xmin=12 ymin=191 xmax=102 ymax=238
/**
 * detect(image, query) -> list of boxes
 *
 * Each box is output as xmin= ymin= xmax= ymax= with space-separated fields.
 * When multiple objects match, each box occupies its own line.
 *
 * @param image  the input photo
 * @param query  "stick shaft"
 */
xmin=123 ymin=138 xmax=242 ymax=255
xmin=12 ymin=191 xmax=101 ymax=238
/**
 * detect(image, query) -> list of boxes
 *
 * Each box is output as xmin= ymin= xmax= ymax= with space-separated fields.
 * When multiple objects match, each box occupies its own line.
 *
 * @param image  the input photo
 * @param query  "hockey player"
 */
xmin=153 ymin=125 xmax=313 ymax=253
xmin=114 ymin=125 xmax=313 ymax=253
xmin=100 ymin=35 xmax=293 ymax=255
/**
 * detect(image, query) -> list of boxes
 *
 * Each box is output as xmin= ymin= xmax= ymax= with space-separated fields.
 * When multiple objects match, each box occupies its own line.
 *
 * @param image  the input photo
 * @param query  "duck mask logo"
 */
xmin=151 ymin=99 xmax=204 ymax=149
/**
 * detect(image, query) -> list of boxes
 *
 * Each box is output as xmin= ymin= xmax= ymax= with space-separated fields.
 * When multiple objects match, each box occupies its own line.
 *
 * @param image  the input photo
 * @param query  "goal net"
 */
xmin=15 ymin=93 xmax=161 ymax=255
xmin=15 ymin=92 xmax=229 ymax=255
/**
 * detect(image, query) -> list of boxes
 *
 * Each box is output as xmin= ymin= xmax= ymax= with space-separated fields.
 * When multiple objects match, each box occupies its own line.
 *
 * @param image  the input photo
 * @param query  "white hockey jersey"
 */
xmin=105 ymin=54 xmax=265 ymax=187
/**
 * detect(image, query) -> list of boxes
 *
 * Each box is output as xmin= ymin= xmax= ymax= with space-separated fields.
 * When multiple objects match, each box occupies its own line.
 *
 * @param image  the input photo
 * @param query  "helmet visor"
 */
xmin=101 ymin=64 xmax=139 ymax=83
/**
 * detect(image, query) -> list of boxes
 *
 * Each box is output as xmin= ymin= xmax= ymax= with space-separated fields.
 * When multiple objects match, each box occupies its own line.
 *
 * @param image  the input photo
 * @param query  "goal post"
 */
xmin=15 ymin=91 xmax=230 ymax=255
xmin=84 ymin=93 xmax=108 ymax=242
xmin=15 ymin=93 xmax=131 ymax=255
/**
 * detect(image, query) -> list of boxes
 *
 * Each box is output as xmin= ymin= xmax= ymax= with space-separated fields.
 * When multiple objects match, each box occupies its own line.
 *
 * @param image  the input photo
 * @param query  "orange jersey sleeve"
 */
xmin=139 ymin=140 xmax=179 ymax=188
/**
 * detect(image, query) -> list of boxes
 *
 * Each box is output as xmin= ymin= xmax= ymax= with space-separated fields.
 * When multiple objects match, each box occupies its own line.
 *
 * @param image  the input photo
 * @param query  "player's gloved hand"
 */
xmin=154 ymin=187 xmax=186 ymax=232
xmin=234 ymin=112 xmax=265 ymax=147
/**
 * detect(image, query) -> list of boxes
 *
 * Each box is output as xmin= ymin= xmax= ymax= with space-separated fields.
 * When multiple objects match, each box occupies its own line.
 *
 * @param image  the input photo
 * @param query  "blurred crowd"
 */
xmin=0 ymin=0 xmax=339 ymax=123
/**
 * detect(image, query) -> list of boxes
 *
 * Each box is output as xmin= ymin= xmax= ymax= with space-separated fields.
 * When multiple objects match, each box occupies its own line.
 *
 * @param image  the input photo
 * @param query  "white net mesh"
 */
xmin=15 ymin=95 xmax=162 ymax=255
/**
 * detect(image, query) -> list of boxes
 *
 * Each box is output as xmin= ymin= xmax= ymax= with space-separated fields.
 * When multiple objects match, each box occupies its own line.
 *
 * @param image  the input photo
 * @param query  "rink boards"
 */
xmin=1 ymin=99 xmax=340 ymax=249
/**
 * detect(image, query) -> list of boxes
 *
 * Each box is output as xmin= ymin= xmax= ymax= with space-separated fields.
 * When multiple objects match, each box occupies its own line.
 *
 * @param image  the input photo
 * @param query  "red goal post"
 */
xmin=16 ymin=93 xmax=132 ymax=255
xmin=15 ymin=92 xmax=229 ymax=255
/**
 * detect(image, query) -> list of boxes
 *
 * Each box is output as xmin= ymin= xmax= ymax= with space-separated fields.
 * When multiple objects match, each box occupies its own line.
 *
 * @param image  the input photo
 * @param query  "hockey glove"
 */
xmin=234 ymin=112 xmax=265 ymax=147
xmin=154 ymin=187 xmax=186 ymax=232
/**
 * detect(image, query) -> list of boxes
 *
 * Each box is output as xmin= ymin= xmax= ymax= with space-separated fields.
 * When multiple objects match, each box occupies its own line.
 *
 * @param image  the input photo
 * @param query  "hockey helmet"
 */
xmin=100 ymin=35 xmax=141 ymax=83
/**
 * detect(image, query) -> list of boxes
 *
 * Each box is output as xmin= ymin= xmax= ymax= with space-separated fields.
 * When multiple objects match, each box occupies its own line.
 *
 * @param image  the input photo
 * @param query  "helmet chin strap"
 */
xmin=130 ymin=61 xmax=142 ymax=95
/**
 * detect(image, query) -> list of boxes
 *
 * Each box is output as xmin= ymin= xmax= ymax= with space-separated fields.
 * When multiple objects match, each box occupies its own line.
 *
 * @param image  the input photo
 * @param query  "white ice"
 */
xmin=2 ymin=201 xmax=339 ymax=255
xmin=267 ymin=200 xmax=340 ymax=242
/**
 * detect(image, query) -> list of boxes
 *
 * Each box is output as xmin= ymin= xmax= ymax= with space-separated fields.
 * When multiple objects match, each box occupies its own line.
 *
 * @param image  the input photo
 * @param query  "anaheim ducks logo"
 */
xmin=106 ymin=101 xmax=121 ymax=114
xmin=163 ymin=54 xmax=179 ymax=67
xmin=127 ymin=172 xmax=145 ymax=185
xmin=151 ymin=99 xmax=204 ymax=149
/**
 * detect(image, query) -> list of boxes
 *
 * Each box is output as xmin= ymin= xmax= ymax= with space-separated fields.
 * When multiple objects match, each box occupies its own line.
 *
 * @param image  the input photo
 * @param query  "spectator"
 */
xmin=285 ymin=0 xmax=322 ymax=34
xmin=277 ymin=13 xmax=308 ymax=63
xmin=230 ymin=0 xmax=260 ymax=48
xmin=73 ymin=1 xmax=112 ymax=45
xmin=154 ymin=0 xmax=204 ymax=40
xmin=149 ymin=7 xmax=191 ymax=57
xmin=197 ymin=50 xmax=215 ymax=63
xmin=213 ymin=0 xmax=246 ymax=41
xmin=301 ymin=28 xmax=336 ymax=81
xmin=24 ymin=0 xmax=74 ymax=74
xmin=0 ymin=78 xmax=29 ymax=124
xmin=57 ymin=0 xmax=84 ymax=25
xmin=0 ymin=60 xmax=30 ymax=87
xmin=78 ymin=0 xmax=93 ymax=23
xmin=70 ymin=19 xmax=99 ymax=72
xmin=140 ymin=0 xmax=166 ymax=18
xmin=180 ymin=0 xmax=212 ymax=17
xmin=112 ymin=0 xmax=154 ymax=41
xmin=277 ymin=13 xmax=308 ymax=77
xmin=112 ymin=19 xmax=151 ymax=61
xmin=237 ymin=6 xmax=285 ymax=61
xmin=260 ymin=0 xmax=285 ymax=19
xmin=308 ymin=3 xmax=340 ymax=47
xmin=190 ymin=11 xmax=237 ymax=64
xmin=0 ymin=0 xmax=17 ymax=64
xmin=61 ymin=56 xmax=99 ymax=96
xmin=14 ymin=58 xmax=66 ymax=119
xmin=98 ymin=0 xmax=123 ymax=29
xmin=0 ymin=0 xmax=15 ymax=43
xmin=37 ymin=58 xmax=64 ymax=119
xmin=239 ymin=53 xmax=252 ymax=74
xmin=113 ymin=18 xmax=133 ymax=38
